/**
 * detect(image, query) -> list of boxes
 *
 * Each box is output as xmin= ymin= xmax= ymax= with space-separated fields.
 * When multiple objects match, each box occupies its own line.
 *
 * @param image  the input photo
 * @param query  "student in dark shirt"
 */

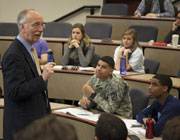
xmin=136 ymin=74 xmax=180 ymax=137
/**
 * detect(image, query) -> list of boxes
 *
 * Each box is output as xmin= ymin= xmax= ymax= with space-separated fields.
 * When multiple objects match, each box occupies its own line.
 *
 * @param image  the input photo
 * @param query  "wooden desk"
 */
xmin=124 ymin=74 xmax=180 ymax=98
xmin=52 ymin=107 xmax=161 ymax=140
xmin=0 ymin=36 xmax=119 ymax=65
xmin=48 ymin=69 xmax=94 ymax=100
xmin=2 ymin=37 xmax=178 ymax=76
xmin=142 ymin=44 xmax=180 ymax=76
xmin=48 ymin=67 xmax=140 ymax=101
xmin=86 ymin=15 xmax=175 ymax=42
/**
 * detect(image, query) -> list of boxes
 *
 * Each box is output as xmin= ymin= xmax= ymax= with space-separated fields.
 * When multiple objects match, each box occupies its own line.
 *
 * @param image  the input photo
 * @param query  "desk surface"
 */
xmin=0 ymin=98 xmax=72 ymax=110
xmin=53 ymin=107 xmax=161 ymax=140
xmin=124 ymin=74 xmax=180 ymax=89
xmin=142 ymin=44 xmax=180 ymax=76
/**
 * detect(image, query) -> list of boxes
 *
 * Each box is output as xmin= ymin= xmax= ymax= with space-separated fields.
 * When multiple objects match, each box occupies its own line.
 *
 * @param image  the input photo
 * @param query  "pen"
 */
xmin=131 ymin=124 xmax=142 ymax=128
xmin=77 ymin=114 xmax=90 ymax=116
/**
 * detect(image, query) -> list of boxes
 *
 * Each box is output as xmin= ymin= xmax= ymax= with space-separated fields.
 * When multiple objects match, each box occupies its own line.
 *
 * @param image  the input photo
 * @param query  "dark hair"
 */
xmin=162 ymin=116 xmax=180 ymax=140
xmin=99 ymin=56 xmax=115 ymax=69
xmin=95 ymin=113 xmax=128 ymax=140
xmin=14 ymin=115 xmax=78 ymax=140
xmin=153 ymin=74 xmax=172 ymax=93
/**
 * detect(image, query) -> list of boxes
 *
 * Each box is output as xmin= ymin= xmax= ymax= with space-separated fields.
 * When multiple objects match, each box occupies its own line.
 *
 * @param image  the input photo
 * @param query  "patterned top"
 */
xmin=85 ymin=74 xmax=132 ymax=118
xmin=134 ymin=0 xmax=175 ymax=17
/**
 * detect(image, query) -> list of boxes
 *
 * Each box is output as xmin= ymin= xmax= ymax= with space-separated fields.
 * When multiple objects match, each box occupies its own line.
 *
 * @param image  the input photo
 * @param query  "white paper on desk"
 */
xmin=122 ymin=119 xmax=146 ymax=136
xmin=53 ymin=65 xmax=63 ymax=69
xmin=79 ymin=67 xmax=94 ymax=71
xmin=55 ymin=108 xmax=100 ymax=122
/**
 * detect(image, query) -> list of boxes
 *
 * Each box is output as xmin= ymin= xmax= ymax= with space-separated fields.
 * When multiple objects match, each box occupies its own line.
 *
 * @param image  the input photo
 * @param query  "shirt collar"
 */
xmin=17 ymin=35 xmax=32 ymax=52
xmin=97 ymin=74 xmax=113 ymax=88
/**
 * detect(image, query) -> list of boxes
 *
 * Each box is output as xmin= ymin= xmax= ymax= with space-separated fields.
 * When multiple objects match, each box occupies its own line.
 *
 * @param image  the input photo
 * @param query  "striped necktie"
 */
xmin=31 ymin=46 xmax=41 ymax=75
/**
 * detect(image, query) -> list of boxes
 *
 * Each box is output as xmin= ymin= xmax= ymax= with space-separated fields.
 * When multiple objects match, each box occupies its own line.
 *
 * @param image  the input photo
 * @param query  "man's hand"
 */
xmin=42 ymin=62 xmax=56 ymax=81
xmin=82 ymin=81 xmax=95 ymax=96
xmin=142 ymin=118 xmax=156 ymax=128
xmin=79 ymin=96 xmax=90 ymax=108
xmin=172 ymin=20 xmax=180 ymax=31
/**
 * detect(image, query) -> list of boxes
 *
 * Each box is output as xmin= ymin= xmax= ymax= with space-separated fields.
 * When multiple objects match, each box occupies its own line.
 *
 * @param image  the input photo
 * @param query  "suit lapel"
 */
xmin=16 ymin=39 xmax=39 ymax=77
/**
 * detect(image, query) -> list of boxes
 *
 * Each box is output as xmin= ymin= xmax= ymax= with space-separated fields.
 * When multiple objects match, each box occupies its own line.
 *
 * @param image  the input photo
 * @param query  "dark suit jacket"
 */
xmin=2 ymin=39 xmax=51 ymax=140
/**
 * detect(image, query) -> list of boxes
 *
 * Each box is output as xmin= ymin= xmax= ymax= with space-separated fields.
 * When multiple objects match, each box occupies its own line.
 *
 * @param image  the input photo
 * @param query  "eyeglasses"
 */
xmin=24 ymin=22 xmax=46 ymax=29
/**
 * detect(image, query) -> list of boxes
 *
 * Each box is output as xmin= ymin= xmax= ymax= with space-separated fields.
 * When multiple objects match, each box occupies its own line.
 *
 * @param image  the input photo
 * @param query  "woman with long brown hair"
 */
xmin=61 ymin=23 xmax=95 ymax=67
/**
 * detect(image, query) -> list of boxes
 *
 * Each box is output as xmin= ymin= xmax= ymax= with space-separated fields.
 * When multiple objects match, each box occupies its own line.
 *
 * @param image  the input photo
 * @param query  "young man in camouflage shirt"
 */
xmin=79 ymin=56 xmax=132 ymax=118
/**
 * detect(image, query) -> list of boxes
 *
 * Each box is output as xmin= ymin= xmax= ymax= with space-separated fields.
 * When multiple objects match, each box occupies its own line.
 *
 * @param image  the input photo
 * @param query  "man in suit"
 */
xmin=2 ymin=9 xmax=56 ymax=140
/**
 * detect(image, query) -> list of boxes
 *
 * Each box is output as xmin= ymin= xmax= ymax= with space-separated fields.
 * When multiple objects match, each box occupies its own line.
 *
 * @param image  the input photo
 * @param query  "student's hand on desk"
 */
xmin=82 ymin=83 xmax=95 ymax=96
xmin=80 ymin=97 xmax=90 ymax=108
xmin=134 ymin=13 xmax=141 ymax=18
xmin=145 ymin=13 xmax=158 ymax=17
xmin=142 ymin=118 xmax=156 ymax=128
xmin=42 ymin=62 xmax=56 ymax=81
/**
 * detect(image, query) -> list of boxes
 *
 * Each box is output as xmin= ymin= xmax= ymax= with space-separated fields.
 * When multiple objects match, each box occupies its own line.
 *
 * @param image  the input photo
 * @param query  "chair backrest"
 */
xmin=84 ymin=22 xmax=112 ymax=40
xmin=43 ymin=22 xmax=72 ymax=38
xmin=129 ymin=88 xmax=149 ymax=119
xmin=91 ymin=53 xmax=100 ymax=67
xmin=144 ymin=58 xmax=160 ymax=74
xmin=0 ymin=23 xmax=19 ymax=36
xmin=101 ymin=4 xmax=128 ymax=16
xmin=129 ymin=25 xmax=158 ymax=42
xmin=177 ymin=69 xmax=180 ymax=78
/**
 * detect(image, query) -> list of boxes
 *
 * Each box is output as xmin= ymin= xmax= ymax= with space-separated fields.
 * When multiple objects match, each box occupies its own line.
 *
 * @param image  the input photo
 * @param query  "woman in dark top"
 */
xmin=61 ymin=23 xmax=95 ymax=67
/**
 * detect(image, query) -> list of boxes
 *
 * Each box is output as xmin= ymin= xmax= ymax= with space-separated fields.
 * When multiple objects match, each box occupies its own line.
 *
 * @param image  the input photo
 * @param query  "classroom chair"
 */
xmin=129 ymin=88 xmax=149 ymax=119
xmin=84 ymin=22 xmax=112 ymax=40
xmin=129 ymin=25 xmax=158 ymax=42
xmin=101 ymin=4 xmax=128 ymax=16
xmin=144 ymin=58 xmax=160 ymax=74
xmin=43 ymin=22 xmax=72 ymax=38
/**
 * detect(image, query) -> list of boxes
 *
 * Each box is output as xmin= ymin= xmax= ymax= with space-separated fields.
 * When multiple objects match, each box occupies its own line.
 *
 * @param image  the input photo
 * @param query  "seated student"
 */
xmin=79 ymin=56 xmax=132 ymax=118
xmin=61 ymin=23 xmax=95 ymax=67
xmin=136 ymin=74 xmax=180 ymax=137
xmin=95 ymin=113 xmax=128 ymax=140
xmin=14 ymin=115 xmax=78 ymax=140
xmin=162 ymin=116 xmax=180 ymax=140
xmin=33 ymin=38 xmax=48 ymax=65
xmin=134 ymin=0 xmax=175 ymax=18
xmin=114 ymin=29 xmax=145 ymax=73
xmin=164 ymin=11 xmax=180 ymax=44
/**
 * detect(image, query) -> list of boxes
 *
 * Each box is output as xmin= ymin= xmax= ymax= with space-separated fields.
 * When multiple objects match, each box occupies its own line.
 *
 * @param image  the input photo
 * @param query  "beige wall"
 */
xmin=0 ymin=0 xmax=103 ymax=24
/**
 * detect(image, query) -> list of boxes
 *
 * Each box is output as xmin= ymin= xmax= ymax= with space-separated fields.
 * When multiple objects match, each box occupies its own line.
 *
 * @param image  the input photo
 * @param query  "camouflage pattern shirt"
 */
xmin=87 ymin=74 xmax=132 ymax=118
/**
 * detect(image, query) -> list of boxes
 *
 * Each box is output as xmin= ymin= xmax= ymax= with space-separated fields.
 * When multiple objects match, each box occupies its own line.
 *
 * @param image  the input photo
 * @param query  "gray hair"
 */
xmin=17 ymin=9 xmax=36 ymax=30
